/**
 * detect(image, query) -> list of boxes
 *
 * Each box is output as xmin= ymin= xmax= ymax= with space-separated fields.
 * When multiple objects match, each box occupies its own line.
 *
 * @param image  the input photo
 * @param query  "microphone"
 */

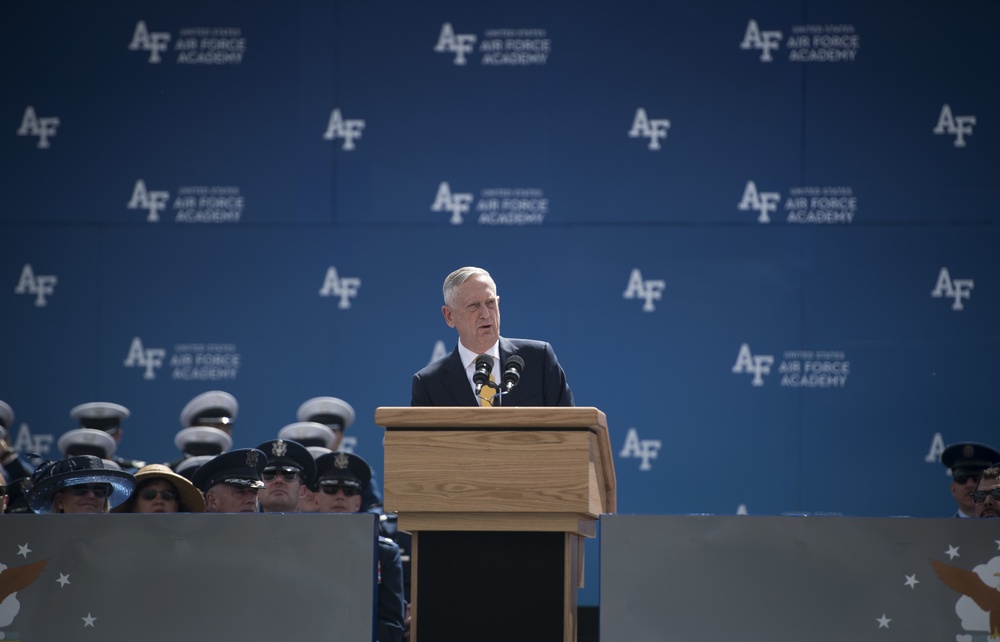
xmin=501 ymin=355 xmax=524 ymax=392
xmin=473 ymin=354 xmax=494 ymax=393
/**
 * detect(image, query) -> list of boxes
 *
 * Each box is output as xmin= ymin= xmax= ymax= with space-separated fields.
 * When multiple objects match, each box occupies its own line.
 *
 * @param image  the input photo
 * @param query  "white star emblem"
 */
xmin=876 ymin=614 xmax=891 ymax=629
xmin=17 ymin=543 xmax=31 ymax=558
xmin=56 ymin=573 xmax=71 ymax=587
xmin=945 ymin=545 xmax=960 ymax=560
xmin=903 ymin=574 xmax=919 ymax=589
xmin=995 ymin=539 xmax=1000 ymax=551
xmin=82 ymin=613 xmax=96 ymax=627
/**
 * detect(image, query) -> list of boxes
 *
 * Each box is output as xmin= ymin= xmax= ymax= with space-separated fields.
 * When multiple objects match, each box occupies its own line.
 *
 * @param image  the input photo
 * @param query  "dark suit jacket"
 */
xmin=411 ymin=337 xmax=574 ymax=407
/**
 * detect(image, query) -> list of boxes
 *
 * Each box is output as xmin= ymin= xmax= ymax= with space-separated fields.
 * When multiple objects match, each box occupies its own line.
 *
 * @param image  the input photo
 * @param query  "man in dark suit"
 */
xmin=411 ymin=266 xmax=573 ymax=407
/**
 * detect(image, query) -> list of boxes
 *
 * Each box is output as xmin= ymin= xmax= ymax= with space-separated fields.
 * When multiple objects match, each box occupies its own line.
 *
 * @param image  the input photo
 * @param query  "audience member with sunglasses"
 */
xmin=25 ymin=455 xmax=135 ymax=514
xmin=256 ymin=437 xmax=316 ymax=513
xmin=113 ymin=463 xmax=206 ymax=513
xmin=940 ymin=441 xmax=1000 ymax=518
xmin=972 ymin=466 xmax=1000 ymax=519
xmin=315 ymin=451 xmax=406 ymax=642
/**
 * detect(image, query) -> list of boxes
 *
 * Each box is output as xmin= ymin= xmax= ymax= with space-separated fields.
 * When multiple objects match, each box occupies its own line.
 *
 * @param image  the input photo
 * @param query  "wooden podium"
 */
xmin=375 ymin=406 xmax=616 ymax=642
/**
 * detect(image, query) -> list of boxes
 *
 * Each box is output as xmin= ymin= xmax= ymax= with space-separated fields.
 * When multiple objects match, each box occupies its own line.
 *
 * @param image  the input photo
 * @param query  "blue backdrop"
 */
xmin=3 ymin=0 xmax=998 ymax=606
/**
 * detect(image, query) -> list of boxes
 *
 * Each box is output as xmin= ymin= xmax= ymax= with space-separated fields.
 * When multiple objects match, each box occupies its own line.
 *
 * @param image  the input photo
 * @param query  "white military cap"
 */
xmin=180 ymin=391 xmax=238 ymax=428
xmin=277 ymin=421 xmax=337 ymax=449
xmin=70 ymin=402 xmax=130 ymax=434
xmin=58 ymin=428 xmax=118 ymax=458
xmin=174 ymin=426 xmax=233 ymax=457
xmin=296 ymin=397 xmax=355 ymax=431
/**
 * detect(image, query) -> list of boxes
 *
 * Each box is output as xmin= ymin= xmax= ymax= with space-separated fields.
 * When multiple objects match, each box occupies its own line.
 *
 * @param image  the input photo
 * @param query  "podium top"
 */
xmin=375 ymin=406 xmax=607 ymax=431
xmin=375 ymin=406 xmax=616 ymax=514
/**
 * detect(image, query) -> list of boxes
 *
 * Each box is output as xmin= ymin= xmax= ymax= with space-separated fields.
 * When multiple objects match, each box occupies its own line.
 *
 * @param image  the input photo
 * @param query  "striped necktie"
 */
xmin=480 ymin=373 xmax=496 ymax=407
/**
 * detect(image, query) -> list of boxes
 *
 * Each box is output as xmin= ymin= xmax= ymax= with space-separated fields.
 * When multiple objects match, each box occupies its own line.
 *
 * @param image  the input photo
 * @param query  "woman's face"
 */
xmin=54 ymin=483 xmax=110 ymax=513
xmin=134 ymin=479 xmax=180 ymax=513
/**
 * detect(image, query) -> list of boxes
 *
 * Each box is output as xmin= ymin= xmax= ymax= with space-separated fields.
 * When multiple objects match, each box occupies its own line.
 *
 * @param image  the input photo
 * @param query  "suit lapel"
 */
xmin=444 ymin=347 xmax=479 ymax=406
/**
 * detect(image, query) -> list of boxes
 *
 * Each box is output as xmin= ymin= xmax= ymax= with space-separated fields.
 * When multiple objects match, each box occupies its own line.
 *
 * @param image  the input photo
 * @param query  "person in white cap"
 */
xmin=166 ymin=425 xmax=233 ymax=472
xmin=69 ymin=401 xmax=146 ymax=472
xmin=57 ymin=427 xmax=121 ymax=471
xmin=296 ymin=396 xmax=384 ymax=511
xmin=295 ymin=396 xmax=355 ymax=451
xmin=180 ymin=390 xmax=238 ymax=435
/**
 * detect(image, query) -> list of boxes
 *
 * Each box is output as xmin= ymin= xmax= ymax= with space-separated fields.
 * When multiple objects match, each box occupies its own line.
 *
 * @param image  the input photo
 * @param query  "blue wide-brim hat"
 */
xmin=27 ymin=455 xmax=136 ymax=514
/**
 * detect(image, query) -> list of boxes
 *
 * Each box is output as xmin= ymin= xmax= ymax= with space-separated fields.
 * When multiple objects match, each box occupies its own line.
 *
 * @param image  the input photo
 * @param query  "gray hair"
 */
xmin=442 ymin=267 xmax=492 ymax=305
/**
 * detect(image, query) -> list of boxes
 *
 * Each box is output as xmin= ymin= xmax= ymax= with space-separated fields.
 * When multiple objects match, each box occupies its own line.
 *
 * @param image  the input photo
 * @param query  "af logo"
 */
xmin=933 ymin=104 xmax=976 ymax=148
xmin=126 ymin=179 xmax=170 ymax=222
xmin=319 ymin=267 xmax=361 ymax=309
xmin=619 ymin=428 xmax=662 ymax=471
xmin=740 ymin=19 xmax=783 ymax=62
xmin=623 ymin=269 xmax=666 ymax=312
xmin=322 ymin=109 xmax=365 ymax=150
xmin=737 ymin=180 xmax=781 ymax=224
xmin=123 ymin=336 xmax=166 ymax=380
xmin=431 ymin=182 xmax=474 ymax=225
xmin=128 ymin=20 xmax=172 ymax=63
xmin=434 ymin=22 xmax=477 ymax=65
xmin=732 ymin=343 xmax=774 ymax=386
xmin=14 ymin=264 xmax=58 ymax=307
xmin=628 ymin=108 xmax=670 ymax=150
xmin=16 ymin=106 xmax=60 ymax=149
xmin=924 ymin=432 xmax=946 ymax=467
xmin=9 ymin=423 xmax=54 ymax=458
xmin=931 ymin=267 xmax=973 ymax=311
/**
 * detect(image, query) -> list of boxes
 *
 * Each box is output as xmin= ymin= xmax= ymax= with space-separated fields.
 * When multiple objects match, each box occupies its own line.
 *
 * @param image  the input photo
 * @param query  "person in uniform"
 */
xmin=69 ymin=402 xmax=146 ymax=472
xmin=941 ymin=441 xmax=1000 ymax=517
xmin=972 ymin=466 xmax=1000 ymax=518
xmin=256 ymin=438 xmax=316 ymax=513
xmin=192 ymin=448 xmax=266 ymax=513
xmin=26 ymin=455 xmax=135 ymax=514
xmin=180 ymin=390 xmax=239 ymax=436
xmin=167 ymin=425 xmax=233 ymax=471
xmin=295 ymin=397 xmax=385 ymax=512
xmin=315 ymin=451 xmax=406 ymax=642
xmin=57 ymin=427 xmax=122 ymax=470
xmin=293 ymin=398 xmax=355 ymax=451
xmin=113 ymin=463 xmax=206 ymax=513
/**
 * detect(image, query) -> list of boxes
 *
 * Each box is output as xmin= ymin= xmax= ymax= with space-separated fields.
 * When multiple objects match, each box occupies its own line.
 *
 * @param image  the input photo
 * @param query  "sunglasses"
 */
xmin=954 ymin=474 xmax=981 ymax=485
xmin=69 ymin=484 xmax=109 ymax=498
xmin=319 ymin=482 xmax=361 ymax=497
xmin=971 ymin=488 xmax=1000 ymax=504
xmin=139 ymin=488 xmax=178 ymax=501
xmin=262 ymin=467 xmax=301 ymax=482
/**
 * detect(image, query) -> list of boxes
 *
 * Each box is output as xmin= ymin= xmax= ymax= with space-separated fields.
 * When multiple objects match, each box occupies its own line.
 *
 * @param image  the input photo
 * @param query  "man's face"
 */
xmin=259 ymin=466 xmax=304 ymax=513
xmin=973 ymin=477 xmax=1000 ymax=518
xmin=950 ymin=472 xmax=981 ymax=516
xmin=316 ymin=482 xmax=363 ymax=513
xmin=206 ymin=483 xmax=259 ymax=513
xmin=442 ymin=274 xmax=500 ymax=355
